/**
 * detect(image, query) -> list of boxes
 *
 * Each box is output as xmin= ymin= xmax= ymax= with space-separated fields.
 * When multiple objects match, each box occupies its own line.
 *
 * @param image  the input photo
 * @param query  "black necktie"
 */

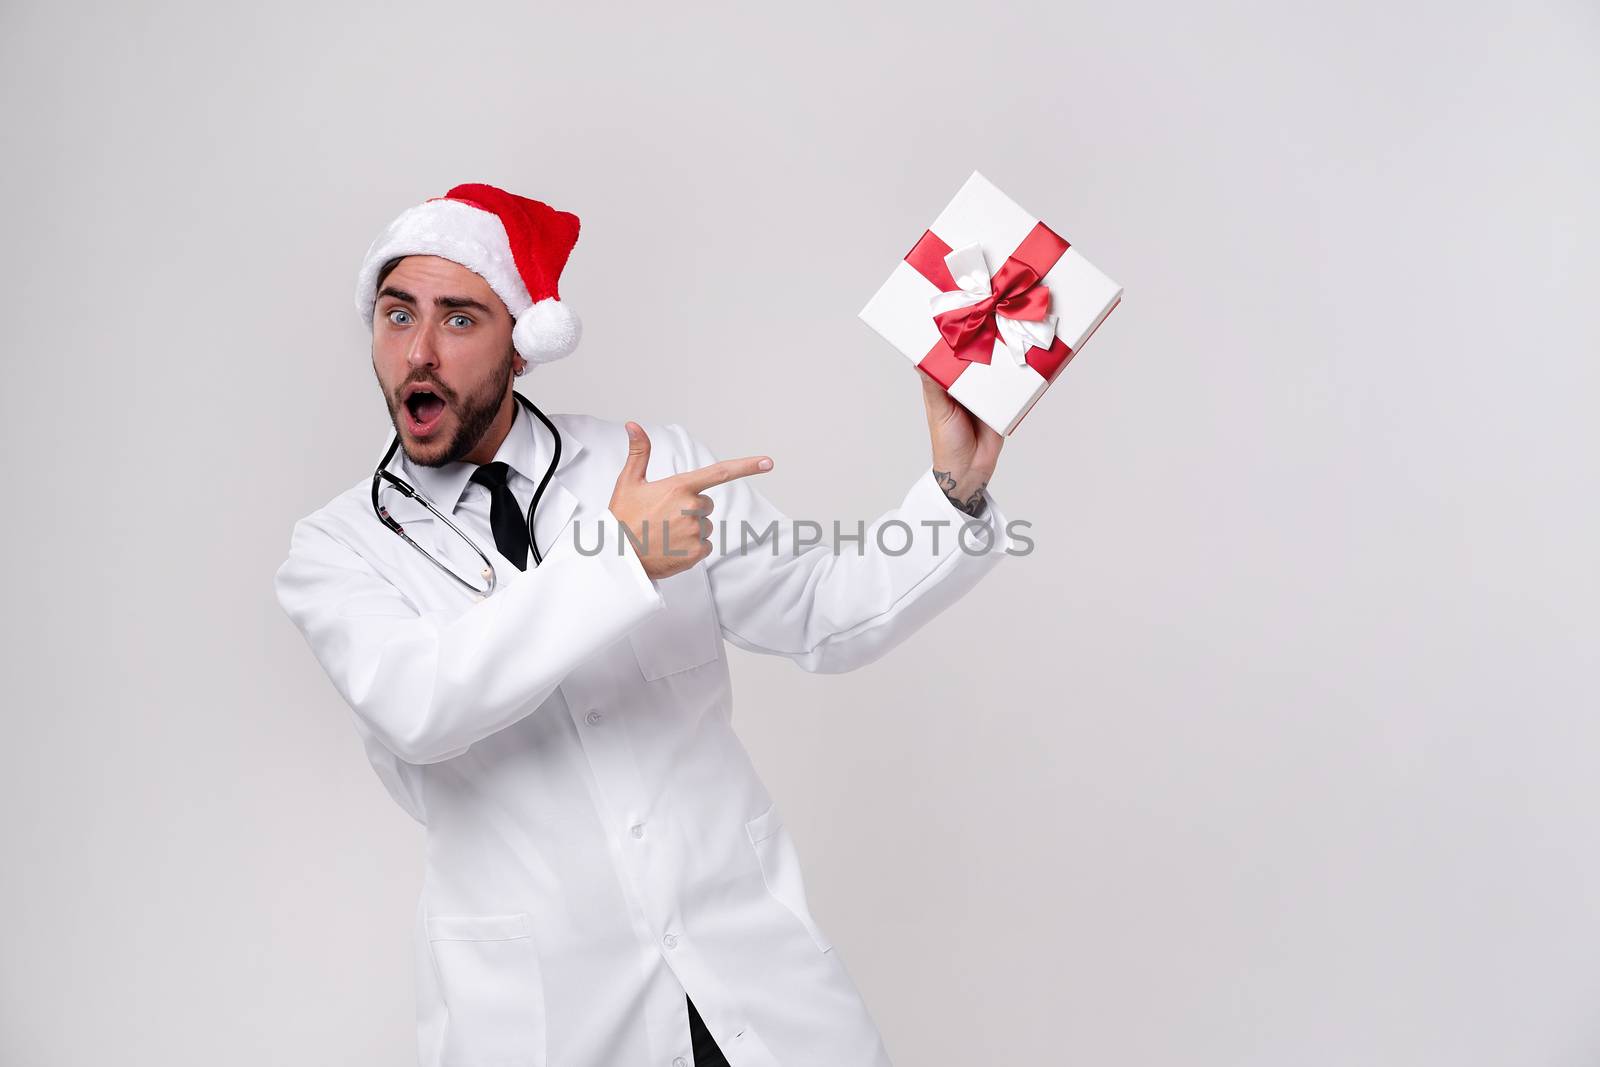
xmin=468 ymin=461 xmax=530 ymax=571
xmin=686 ymin=994 xmax=730 ymax=1065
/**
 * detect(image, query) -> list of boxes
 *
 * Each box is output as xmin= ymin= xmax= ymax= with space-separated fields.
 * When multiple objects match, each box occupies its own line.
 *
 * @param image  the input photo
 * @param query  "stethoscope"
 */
xmin=371 ymin=390 xmax=561 ymax=599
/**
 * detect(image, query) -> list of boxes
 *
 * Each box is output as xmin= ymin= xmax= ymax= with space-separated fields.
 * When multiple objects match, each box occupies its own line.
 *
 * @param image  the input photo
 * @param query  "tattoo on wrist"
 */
xmin=932 ymin=468 xmax=987 ymax=518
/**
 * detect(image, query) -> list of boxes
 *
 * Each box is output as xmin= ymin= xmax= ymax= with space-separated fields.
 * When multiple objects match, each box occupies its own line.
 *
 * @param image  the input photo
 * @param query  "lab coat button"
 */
xmin=673 ymin=1058 xmax=688 ymax=1067
xmin=630 ymin=823 xmax=645 ymax=839
xmin=585 ymin=709 xmax=603 ymax=725
xmin=662 ymin=933 xmax=678 ymax=949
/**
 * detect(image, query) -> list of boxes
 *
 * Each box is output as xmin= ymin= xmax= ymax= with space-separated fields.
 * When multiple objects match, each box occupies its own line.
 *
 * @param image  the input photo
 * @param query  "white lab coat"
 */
xmin=273 ymin=402 xmax=1018 ymax=1066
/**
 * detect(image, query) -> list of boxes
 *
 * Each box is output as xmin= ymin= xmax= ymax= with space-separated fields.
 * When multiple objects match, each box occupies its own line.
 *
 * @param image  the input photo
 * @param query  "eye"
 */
xmin=386 ymin=308 xmax=413 ymax=325
xmin=446 ymin=313 xmax=473 ymax=328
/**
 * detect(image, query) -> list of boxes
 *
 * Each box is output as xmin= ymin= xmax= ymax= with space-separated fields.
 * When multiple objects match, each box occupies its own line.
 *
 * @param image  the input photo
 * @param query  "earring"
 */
xmin=515 ymin=364 xmax=527 ymax=377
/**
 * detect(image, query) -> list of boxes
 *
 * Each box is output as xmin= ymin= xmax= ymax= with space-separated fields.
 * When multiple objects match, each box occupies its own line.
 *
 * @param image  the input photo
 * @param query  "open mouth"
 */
xmin=403 ymin=387 xmax=448 ymax=437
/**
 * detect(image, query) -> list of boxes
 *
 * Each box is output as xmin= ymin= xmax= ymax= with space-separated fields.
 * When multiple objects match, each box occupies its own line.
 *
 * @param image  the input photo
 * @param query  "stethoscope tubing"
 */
xmin=370 ymin=390 xmax=562 ymax=599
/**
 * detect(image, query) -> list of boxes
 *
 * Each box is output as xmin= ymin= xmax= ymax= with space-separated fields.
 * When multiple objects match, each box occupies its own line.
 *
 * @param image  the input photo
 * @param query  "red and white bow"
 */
xmin=928 ymin=243 xmax=1058 ymax=367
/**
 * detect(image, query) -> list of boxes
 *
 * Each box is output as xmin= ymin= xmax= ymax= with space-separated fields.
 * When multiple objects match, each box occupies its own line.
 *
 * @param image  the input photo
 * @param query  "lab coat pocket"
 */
xmin=746 ymin=803 xmax=834 ymax=954
xmin=425 ymin=912 xmax=546 ymax=1066
xmin=628 ymin=564 xmax=721 ymax=680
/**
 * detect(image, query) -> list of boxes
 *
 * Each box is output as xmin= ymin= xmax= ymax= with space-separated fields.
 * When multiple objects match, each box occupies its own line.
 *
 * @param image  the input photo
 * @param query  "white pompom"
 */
xmin=513 ymin=298 xmax=582 ymax=363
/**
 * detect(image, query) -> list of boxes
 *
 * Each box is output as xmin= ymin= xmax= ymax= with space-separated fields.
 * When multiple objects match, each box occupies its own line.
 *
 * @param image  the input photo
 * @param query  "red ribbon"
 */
xmin=904 ymin=222 xmax=1076 ymax=391
xmin=931 ymin=258 xmax=1054 ymax=365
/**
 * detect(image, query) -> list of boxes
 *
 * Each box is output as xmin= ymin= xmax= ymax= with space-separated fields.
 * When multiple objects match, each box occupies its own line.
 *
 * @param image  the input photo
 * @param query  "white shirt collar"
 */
xmin=399 ymin=397 xmax=579 ymax=514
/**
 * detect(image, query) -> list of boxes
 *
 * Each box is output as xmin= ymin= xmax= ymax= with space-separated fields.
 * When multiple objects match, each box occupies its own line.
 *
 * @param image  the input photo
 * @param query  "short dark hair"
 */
xmin=375 ymin=256 xmax=404 ymax=293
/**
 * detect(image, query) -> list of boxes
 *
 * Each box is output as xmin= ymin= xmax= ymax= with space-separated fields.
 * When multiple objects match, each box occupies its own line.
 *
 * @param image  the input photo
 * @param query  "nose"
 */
xmin=405 ymin=321 xmax=440 ymax=370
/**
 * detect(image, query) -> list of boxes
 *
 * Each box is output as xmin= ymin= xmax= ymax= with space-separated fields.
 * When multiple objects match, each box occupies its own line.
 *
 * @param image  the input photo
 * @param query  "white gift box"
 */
xmin=858 ymin=170 xmax=1122 ymax=435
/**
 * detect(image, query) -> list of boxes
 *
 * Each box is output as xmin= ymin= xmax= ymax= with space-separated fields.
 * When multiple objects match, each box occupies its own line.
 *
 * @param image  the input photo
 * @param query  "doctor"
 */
xmin=274 ymin=182 xmax=1018 ymax=1067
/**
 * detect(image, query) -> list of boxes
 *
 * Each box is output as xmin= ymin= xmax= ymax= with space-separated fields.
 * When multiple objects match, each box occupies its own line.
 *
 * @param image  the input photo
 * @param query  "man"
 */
xmin=273 ymin=182 xmax=1017 ymax=1066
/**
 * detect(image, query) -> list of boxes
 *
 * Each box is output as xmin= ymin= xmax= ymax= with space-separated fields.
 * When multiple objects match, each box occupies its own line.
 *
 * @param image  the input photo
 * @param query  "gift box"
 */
xmin=858 ymin=170 xmax=1122 ymax=435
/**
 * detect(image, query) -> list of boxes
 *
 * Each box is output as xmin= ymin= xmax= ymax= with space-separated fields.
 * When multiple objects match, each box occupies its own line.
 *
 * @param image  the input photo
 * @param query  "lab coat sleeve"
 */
xmin=272 ymin=507 xmax=665 ymax=765
xmin=670 ymin=424 xmax=1020 ymax=674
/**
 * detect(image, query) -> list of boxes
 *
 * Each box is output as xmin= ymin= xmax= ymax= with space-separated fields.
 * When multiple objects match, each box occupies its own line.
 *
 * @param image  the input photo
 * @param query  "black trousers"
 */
xmin=686 ymin=994 xmax=730 ymax=1066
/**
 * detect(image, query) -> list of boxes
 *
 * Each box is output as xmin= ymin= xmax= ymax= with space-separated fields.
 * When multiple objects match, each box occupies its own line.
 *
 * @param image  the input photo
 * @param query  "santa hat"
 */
xmin=354 ymin=182 xmax=582 ymax=364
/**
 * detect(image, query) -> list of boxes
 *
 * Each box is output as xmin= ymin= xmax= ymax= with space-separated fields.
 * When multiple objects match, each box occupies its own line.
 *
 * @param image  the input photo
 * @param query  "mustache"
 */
xmin=398 ymin=376 xmax=456 ymax=403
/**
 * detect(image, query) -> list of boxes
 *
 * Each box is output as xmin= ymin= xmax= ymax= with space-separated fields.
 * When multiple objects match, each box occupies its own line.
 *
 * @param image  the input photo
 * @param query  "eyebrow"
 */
xmin=377 ymin=287 xmax=497 ymax=316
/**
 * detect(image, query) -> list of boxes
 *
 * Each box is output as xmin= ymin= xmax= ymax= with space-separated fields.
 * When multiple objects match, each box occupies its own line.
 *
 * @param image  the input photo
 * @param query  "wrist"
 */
xmin=930 ymin=466 xmax=989 ymax=518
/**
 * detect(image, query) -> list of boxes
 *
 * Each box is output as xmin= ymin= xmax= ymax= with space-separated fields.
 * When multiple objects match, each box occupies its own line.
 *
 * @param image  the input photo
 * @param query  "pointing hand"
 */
xmin=608 ymin=423 xmax=774 ymax=580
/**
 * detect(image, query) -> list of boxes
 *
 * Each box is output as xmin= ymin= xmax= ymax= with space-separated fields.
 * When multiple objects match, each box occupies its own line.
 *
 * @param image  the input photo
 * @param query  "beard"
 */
xmin=384 ymin=345 xmax=515 ymax=467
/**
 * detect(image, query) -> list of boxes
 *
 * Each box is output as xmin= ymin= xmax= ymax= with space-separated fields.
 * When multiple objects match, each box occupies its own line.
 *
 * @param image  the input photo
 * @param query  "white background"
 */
xmin=1 ymin=1 xmax=1596 ymax=1063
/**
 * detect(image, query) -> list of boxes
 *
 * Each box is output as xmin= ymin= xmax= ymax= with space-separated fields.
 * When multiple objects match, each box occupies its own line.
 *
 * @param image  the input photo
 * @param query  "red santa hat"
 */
xmin=354 ymin=182 xmax=582 ymax=364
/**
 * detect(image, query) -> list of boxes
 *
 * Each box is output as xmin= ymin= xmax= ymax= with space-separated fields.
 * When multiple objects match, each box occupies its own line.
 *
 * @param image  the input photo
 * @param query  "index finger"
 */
xmin=673 ymin=455 xmax=774 ymax=492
